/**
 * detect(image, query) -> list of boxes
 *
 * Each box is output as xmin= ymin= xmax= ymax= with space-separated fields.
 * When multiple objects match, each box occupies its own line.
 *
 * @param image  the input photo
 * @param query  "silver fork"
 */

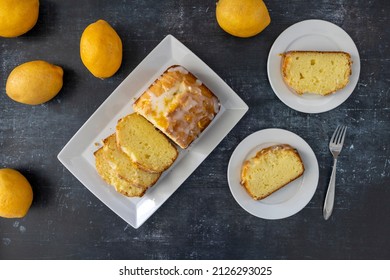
xmin=323 ymin=125 xmax=347 ymax=220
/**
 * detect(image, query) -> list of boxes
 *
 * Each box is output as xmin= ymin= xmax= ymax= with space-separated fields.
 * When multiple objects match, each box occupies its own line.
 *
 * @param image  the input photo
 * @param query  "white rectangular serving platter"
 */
xmin=57 ymin=35 xmax=248 ymax=228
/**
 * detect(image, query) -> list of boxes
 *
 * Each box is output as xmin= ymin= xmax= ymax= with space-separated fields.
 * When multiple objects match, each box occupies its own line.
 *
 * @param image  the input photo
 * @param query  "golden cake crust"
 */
xmin=133 ymin=65 xmax=220 ymax=149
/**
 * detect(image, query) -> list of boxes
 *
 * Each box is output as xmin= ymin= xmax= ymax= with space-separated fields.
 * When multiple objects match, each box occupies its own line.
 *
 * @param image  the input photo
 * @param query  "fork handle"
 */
xmin=323 ymin=158 xmax=338 ymax=220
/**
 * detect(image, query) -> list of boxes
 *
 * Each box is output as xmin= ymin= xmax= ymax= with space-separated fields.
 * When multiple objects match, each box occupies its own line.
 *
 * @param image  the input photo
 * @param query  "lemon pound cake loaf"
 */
xmin=281 ymin=51 xmax=352 ymax=95
xmin=116 ymin=113 xmax=178 ymax=173
xmin=102 ymin=134 xmax=161 ymax=188
xmin=133 ymin=65 xmax=220 ymax=149
xmin=241 ymin=144 xmax=305 ymax=200
xmin=94 ymin=147 xmax=147 ymax=197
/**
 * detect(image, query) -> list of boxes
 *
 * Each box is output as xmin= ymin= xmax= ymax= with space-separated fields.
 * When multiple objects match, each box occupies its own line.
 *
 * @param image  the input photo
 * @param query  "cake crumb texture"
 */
xmin=241 ymin=144 xmax=305 ymax=200
xmin=281 ymin=51 xmax=352 ymax=95
xmin=116 ymin=113 xmax=178 ymax=173
xmin=94 ymin=147 xmax=146 ymax=197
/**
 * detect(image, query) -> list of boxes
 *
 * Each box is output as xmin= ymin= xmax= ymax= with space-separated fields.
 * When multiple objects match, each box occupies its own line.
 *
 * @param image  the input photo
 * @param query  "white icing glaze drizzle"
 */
xmin=167 ymin=66 xmax=189 ymax=74
xmin=140 ymin=68 xmax=220 ymax=148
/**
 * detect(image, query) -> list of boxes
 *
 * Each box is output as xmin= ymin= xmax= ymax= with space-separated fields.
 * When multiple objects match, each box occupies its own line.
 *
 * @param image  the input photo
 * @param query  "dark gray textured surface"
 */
xmin=0 ymin=0 xmax=389 ymax=259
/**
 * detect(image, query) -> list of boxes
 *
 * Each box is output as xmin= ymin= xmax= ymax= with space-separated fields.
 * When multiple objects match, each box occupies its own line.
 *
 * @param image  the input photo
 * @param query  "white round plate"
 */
xmin=267 ymin=19 xmax=360 ymax=113
xmin=227 ymin=128 xmax=319 ymax=219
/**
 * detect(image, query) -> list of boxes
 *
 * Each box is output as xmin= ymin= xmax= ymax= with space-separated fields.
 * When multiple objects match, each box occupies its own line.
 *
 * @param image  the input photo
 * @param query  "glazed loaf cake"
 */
xmin=281 ymin=51 xmax=352 ymax=95
xmin=133 ymin=65 xmax=220 ymax=149
xmin=241 ymin=144 xmax=305 ymax=200
xmin=94 ymin=66 xmax=220 ymax=197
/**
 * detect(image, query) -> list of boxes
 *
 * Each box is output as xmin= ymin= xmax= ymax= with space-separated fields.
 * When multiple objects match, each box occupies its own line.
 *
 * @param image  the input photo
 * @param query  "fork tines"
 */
xmin=331 ymin=125 xmax=347 ymax=145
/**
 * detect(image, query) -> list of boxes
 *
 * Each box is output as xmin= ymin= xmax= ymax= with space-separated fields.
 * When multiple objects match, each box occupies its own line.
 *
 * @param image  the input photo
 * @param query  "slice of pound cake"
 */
xmin=102 ymin=134 xmax=161 ymax=189
xmin=281 ymin=51 xmax=352 ymax=95
xmin=241 ymin=144 xmax=305 ymax=200
xmin=94 ymin=147 xmax=147 ymax=197
xmin=133 ymin=65 xmax=220 ymax=149
xmin=116 ymin=113 xmax=178 ymax=173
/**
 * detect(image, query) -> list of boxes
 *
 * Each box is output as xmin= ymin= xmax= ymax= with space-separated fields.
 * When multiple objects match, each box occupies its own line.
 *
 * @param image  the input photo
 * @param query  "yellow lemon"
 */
xmin=0 ymin=168 xmax=33 ymax=218
xmin=0 ymin=0 xmax=39 ymax=37
xmin=6 ymin=60 xmax=64 ymax=105
xmin=216 ymin=0 xmax=271 ymax=38
xmin=80 ymin=19 xmax=123 ymax=79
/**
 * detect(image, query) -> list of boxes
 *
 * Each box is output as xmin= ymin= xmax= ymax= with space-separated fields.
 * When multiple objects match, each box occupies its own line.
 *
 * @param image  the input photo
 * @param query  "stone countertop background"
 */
xmin=0 ymin=0 xmax=389 ymax=259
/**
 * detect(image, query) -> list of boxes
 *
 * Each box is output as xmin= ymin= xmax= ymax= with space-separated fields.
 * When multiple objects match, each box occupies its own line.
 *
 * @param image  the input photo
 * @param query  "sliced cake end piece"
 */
xmin=281 ymin=51 xmax=352 ymax=96
xmin=241 ymin=144 xmax=305 ymax=200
